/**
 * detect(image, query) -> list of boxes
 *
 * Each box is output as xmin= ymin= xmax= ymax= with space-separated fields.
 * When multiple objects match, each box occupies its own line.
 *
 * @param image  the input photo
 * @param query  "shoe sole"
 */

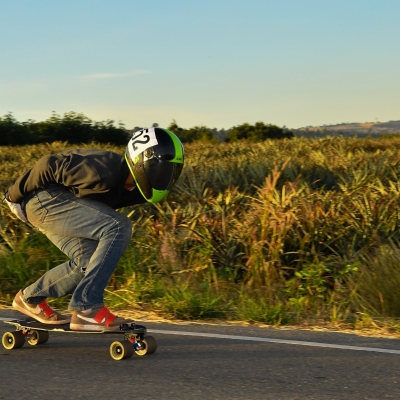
xmin=13 ymin=300 xmax=71 ymax=325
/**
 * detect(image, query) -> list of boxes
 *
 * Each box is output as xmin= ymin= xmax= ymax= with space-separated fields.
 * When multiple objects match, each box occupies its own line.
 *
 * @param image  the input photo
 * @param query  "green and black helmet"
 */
xmin=125 ymin=127 xmax=184 ymax=203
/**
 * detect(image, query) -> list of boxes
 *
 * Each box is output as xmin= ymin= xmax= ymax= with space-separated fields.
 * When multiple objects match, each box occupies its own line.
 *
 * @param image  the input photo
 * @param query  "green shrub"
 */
xmin=225 ymin=122 xmax=293 ymax=142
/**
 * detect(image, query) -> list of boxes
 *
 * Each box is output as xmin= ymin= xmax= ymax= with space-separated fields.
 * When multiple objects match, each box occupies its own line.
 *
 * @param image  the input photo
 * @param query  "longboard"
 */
xmin=0 ymin=316 xmax=157 ymax=360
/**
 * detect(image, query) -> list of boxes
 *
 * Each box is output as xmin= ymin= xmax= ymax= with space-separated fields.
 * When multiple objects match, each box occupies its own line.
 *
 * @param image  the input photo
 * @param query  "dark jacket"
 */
xmin=8 ymin=149 xmax=146 ymax=209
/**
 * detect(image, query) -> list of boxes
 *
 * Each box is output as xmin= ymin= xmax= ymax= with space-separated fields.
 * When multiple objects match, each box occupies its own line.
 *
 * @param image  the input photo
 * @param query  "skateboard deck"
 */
xmin=1 ymin=316 xmax=157 ymax=360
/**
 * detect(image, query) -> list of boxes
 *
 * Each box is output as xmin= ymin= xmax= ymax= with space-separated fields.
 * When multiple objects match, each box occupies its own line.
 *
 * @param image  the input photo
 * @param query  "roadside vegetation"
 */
xmin=1 ymin=135 xmax=400 ymax=335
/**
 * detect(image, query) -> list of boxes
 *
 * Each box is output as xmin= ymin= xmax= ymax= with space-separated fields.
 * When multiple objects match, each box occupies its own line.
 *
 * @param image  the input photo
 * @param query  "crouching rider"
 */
xmin=4 ymin=127 xmax=184 ymax=331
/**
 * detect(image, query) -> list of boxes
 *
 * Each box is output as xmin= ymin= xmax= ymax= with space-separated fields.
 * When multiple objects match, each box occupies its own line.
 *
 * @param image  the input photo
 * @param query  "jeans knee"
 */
xmin=99 ymin=213 xmax=132 ymax=249
xmin=115 ymin=214 xmax=132 ymax=243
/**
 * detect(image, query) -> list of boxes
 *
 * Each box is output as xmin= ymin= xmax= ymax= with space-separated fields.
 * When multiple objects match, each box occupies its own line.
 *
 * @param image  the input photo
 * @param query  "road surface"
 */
xmin=1 ymin=309 xmax=399 ymax=399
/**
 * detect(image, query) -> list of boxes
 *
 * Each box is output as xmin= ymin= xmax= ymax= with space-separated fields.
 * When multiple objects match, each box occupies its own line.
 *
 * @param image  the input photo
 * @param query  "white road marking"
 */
xmin=147 ymin=329 xmax=400 ymax=355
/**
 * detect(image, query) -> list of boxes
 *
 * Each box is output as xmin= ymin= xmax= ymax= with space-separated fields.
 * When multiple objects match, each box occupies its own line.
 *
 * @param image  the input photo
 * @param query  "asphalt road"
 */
xmin=1 ymin=309 xmax=400 ymax=400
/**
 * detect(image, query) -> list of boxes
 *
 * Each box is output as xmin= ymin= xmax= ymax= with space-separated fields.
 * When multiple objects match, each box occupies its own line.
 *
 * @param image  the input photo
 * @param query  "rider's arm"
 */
xmin=7 ymin=150 xmax=121 ymax=203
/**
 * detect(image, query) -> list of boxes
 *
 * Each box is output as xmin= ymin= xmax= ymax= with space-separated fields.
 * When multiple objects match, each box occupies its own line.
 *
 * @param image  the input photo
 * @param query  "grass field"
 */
xmin=2 ymin=137 xmax=400 ymax=335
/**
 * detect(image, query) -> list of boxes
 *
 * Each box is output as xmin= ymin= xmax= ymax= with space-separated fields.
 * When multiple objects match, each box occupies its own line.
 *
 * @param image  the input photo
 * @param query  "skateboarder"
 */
xmin=4 ymin=127 xmax=184 ymax=331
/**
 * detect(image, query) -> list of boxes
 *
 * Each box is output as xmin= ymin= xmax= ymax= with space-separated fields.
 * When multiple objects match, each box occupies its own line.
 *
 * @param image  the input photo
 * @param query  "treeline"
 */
xmin=0 ymin=112 xmax=129 ymax=146
xmin=0 ymin=112 xmax=293 ymax=146
xmin=151 ymin=120 xmax=293 ymax=143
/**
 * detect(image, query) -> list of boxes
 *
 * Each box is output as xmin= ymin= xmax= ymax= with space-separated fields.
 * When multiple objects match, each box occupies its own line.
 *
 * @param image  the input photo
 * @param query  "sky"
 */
xmin=1 ymin=0 xmax=399 ymax=130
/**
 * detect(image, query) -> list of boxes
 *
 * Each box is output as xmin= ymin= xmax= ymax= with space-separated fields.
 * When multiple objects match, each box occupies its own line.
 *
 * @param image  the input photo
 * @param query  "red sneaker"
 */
xmin=70 ymin=306 xmax=134 ymax=331
xmin=12 ymin=289 xmax=71 ymax=324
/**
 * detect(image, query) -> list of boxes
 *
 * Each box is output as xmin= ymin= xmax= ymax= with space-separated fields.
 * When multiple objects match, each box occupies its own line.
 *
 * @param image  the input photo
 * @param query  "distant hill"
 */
xmin=295 ymin=120 xmax=400 ymax=138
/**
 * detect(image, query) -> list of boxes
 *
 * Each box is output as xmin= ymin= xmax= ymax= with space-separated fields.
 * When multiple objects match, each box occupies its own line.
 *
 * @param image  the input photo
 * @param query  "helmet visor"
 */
xmin=144 ymin=158 xmax=183 ymax=191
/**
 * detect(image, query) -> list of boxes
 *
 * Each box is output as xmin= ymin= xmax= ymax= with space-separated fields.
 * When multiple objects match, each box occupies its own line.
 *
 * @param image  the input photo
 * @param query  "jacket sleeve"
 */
xmin=7 ymin=152 xmax=106 ymax=203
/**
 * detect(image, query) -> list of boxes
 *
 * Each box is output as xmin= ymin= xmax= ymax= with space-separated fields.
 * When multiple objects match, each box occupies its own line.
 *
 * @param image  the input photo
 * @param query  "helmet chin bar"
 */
xmin=130 ymin=154 xmax=153 ymax=200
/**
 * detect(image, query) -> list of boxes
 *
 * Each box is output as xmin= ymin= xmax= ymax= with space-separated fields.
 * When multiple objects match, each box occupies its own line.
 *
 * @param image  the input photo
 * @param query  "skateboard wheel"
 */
xmin=135 ymin=335 xmax=157 ymax=356
xmin=2 ymin=331 xmax=26 ymax=350
xmin=28 ymin=330 xmax=49 ymax=346
xmin=109 ymin=340 xmax=134 ymax=361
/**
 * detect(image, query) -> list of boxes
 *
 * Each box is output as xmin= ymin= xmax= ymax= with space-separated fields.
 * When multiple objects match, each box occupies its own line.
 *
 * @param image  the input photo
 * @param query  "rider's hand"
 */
xmin=4 ymin=192 xmax=28 ymax=222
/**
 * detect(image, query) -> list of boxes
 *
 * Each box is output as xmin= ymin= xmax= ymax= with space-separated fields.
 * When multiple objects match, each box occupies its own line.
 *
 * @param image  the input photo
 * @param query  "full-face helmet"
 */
xmin=125 ymin=127 xmax=184 ymax=203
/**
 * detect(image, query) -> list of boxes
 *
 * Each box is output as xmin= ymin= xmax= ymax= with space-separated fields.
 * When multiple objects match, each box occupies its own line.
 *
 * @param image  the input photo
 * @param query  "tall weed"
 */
xmin=2 ymin=137 xmax=400 ymax=325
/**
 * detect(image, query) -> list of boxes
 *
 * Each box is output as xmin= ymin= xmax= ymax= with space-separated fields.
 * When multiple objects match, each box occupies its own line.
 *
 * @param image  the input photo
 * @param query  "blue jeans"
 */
xmin=22 ymin=186 xmax=132 ymax=311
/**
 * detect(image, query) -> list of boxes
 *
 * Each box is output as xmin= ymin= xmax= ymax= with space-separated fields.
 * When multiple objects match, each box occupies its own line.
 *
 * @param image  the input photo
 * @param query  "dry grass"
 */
xmin=2 ymin=136 xmax=400 ymax=333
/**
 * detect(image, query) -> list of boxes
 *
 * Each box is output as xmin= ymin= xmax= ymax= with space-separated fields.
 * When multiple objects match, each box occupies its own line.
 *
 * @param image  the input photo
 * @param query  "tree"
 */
xmin=0 ymin=113 xmax=32 ymax=145
xmin=225 ymin=122 xmax=293 ymax=142
xmin=167 ymin=120 xmax=216 ymax=143
xmin=167 ymin=120 xmax=185 ymax=138
xmin=92 ymin=119 xmax=129 ymax=145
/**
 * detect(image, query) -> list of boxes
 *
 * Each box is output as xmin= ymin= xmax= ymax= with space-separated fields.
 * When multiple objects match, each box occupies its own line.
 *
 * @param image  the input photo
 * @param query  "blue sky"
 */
xmin=1 ymin=0 xmax=399 ymax=129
